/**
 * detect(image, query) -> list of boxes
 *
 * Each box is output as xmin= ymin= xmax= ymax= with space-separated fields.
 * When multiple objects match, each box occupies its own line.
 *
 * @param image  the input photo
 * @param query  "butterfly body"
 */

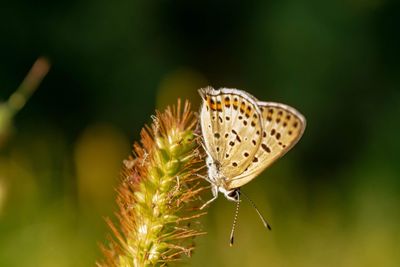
xmin=198 ymin=87 xmax=305 ymax=208
xmin=205 ymin=156 xmax=240 ymax=202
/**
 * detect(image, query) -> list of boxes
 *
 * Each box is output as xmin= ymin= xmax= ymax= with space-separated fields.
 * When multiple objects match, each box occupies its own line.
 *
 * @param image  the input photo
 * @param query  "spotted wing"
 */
xmin=226 ymin=101 xmax=306 ymax=189
xmin=199 ymin=87 xmax=263 ymax=179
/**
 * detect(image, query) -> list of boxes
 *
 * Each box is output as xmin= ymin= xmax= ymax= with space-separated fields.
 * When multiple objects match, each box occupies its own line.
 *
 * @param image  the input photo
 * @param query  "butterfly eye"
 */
xmin=227 ymin=191 xmax=236 ymax=198
xmin=227 ymin=190 xmax=240 ymax=202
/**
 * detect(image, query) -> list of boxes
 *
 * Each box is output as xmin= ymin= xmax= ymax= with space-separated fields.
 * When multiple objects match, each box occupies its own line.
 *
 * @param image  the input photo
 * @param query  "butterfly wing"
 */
xmin=199 ymin=87 xmax=263 ymax=179
xmin=226 ymin=101 xmax=306 ymax=189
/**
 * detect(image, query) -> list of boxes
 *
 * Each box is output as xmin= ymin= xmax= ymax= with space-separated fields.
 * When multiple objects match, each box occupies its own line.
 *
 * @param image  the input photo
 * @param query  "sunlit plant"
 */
xmin=98 ymin=100 xmax=207 ymax=267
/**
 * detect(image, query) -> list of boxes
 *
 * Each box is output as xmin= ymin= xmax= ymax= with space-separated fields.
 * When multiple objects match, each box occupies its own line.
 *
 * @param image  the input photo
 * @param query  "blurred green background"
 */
xmin=1 ymin=0 xmax=399 ymax=266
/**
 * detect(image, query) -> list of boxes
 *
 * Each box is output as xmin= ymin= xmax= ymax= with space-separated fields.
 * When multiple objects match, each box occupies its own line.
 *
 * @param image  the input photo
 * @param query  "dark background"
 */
xmin=1 ymin=1 xmax=399 ymax=266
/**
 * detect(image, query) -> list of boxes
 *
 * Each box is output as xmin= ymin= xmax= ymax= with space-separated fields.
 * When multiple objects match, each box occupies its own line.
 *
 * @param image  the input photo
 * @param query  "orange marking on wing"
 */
xmin=209 ymin=97 xmax=217 ymax=111
xmin=224 ymin=98 xmax=231 ymax=107
xmin=216 ymin=101 xmax=222 ymax=111
xmin=233 ymin=98 xmax=239 ymax=110
xmin=245 ymin=106 xmax=252 ymax=118
xmin=240 ymin=102 xmax=246 ymax=113
xmin=206 ymin=95 xmax=211 ymax=106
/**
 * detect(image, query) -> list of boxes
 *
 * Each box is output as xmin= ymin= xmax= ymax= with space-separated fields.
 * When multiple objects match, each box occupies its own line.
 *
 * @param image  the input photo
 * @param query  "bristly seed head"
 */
xmin=98 ymin=100 xmax=207 ymax=267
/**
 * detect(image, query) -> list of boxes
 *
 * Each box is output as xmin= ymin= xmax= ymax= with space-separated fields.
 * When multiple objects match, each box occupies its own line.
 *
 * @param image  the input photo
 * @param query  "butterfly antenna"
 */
xmin=241 ymin=190 xmax=272 ymax=230
xmin=229 ymin=198 xmax=241 ymax=247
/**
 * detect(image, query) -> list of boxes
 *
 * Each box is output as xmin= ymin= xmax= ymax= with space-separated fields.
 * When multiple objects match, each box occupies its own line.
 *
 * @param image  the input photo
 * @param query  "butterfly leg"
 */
xmin=200 ymin=184 xmax=219 ymax=210
xmin=195 ymin=173 xmax=207 ymax=179
xmin=195 ymin=173 xmax=214 ymax=184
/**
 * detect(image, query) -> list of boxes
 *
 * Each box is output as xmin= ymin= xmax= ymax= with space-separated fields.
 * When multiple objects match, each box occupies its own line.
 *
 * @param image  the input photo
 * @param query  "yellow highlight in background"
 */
xmin=74 ymin=123 xmax=130 ymax=215
xmin=156 ymin=68 xmax=208 ymax=110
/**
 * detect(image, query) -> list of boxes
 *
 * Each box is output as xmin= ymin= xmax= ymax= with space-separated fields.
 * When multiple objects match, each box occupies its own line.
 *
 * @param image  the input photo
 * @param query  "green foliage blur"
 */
xmin=1 ymin=1 xmax=399 ymax=266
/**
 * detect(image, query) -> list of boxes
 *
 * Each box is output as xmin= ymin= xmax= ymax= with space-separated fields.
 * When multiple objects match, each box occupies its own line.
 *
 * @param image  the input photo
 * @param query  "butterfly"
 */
xmin=198 ymin=87 xmax=306 ymax=244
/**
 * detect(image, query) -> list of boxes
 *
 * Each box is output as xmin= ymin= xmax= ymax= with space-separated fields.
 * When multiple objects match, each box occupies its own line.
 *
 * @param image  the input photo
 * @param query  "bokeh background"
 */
xmin=1 ymin=1 xmax=399 ymax=266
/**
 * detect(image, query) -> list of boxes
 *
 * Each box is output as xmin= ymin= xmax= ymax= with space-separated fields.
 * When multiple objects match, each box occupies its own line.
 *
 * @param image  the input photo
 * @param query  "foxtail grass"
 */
xmin=98 ymin=100 xmax=207 ymax=267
